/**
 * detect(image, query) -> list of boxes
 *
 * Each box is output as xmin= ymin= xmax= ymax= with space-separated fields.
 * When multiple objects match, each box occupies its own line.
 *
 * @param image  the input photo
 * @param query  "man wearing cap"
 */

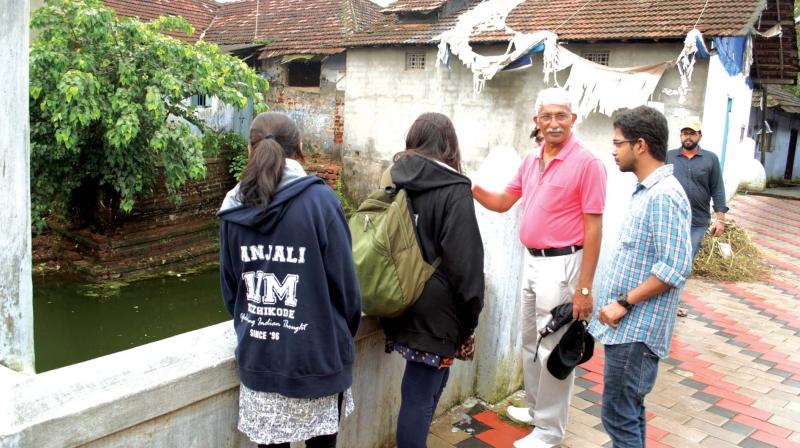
xmin=589 ymin=106 xmax=692 ymax=448
xmin=472 ymin=87 xmax=606 ymax=448
xmin=666 ymin=116 xmax=728 ymax=259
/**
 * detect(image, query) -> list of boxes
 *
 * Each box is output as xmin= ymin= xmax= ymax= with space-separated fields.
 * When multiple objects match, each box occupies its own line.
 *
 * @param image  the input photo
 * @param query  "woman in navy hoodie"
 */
xmin=382 ymin=113 xmax=485 ymax=448
xmin=218 ymin=112 xmax=360 ymax=448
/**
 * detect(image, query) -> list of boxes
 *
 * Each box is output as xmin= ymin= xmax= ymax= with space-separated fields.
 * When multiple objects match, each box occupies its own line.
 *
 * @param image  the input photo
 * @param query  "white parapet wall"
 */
xmin=1 ymin=303 xmax=524 ymax=447
xmin=0 ymin=0 xmax=34 ymax=375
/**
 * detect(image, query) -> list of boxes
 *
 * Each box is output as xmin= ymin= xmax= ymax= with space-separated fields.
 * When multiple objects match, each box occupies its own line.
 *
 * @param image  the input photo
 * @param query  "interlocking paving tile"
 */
xmin=741 ymin=349 xmax=763 ymax=358
xmin=576 ymin=390 xmax=602 ymax=405
xmin=782 ymin=378 xmax=800 ymax=388
xmin=753 ymin=358 xmax=777 ymax=368
xmin=584 ymin=404 xmax=602 ymax=418
xmin=454 ymin=437 xmax=493 ymax=448
xmin=767 ymin=367 xmax=792 ymax=378
xmin=681 ymin=378 xmax=709 ymax=390
xmin=452 ymin=417 xmax=491 ymax=436
xmin=692 ymin=391 xmax=722 ymax=404
xmin=738 ymin=437 xmax=774 ymax=448
xmin=721 ymin=420 xmax=756 ymax=437
xmin=661 ymin=357 xmax=681 ymax=366
xmin=707 ymin=405 xmax=738 ymax=419
xmin=427 ymin=195 xmax=800 ymax=447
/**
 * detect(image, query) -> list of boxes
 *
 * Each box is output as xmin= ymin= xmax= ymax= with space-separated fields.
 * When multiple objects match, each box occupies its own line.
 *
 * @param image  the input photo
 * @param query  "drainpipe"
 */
xmin=760 ymin=86 xmax=768 ymax=166
xmin=0 ymin=0 xmax=34 ymax=373
xmin=721 ymin=98 xmax=733 ymax=170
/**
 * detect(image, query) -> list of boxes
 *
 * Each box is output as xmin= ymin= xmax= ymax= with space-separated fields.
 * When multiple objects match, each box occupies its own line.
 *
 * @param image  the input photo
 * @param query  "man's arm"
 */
xmin=712 ymin=211 xmax=726 ymax=237
xmin=573 ymin=213 xmax=601 ymax=320
xmin=598 ymin=276 xmax=670 ymax=328
xmin=709 ymin=156 xmax=729 ymax=237
xmin=471 ymin=184 xmax=520 ymax=212
xmin=598 ymin=193 xmax=692 ymax=327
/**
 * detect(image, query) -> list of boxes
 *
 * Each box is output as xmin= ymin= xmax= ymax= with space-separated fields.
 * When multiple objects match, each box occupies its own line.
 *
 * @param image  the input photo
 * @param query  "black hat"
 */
xmin=546 ymin=320 xmax=594 ymax=380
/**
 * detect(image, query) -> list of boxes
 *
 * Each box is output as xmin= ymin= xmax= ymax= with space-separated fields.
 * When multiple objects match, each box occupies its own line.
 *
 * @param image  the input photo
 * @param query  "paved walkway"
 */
xmin=749 ymin=186 xmax=800 ymax=201
xmin=427 ymin=194 xmax=800 ymax=448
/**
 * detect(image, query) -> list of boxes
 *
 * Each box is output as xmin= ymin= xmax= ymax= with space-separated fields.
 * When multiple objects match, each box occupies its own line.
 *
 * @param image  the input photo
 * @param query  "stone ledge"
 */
xmin=1 ymin=322 xmax=238 ymax=447
xmin=0 ymin=316 xmax=382 ymax=447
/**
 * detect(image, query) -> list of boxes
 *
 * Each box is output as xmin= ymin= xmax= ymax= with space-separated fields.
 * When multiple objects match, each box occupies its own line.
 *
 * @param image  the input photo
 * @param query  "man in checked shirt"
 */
xmin=588 ymin=106 xmax=692 ymax=448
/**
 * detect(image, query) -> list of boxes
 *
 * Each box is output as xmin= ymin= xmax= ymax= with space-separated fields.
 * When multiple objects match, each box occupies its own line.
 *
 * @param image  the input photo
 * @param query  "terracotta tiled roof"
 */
xmin=750 ymin=0 xmax=798 ymax=84
xmin=349 ymin=0 xmax=768 ymax=47
xmin=202 ymin=0 xmax=383 ymax=56
xmin=353 ymin=0 xmax=386 ymax=33
xmin=105 ymin=0 xmax=383 ymax=54
xmin=382 ymin=0 xmax=448 ymax=13
xmin=103 ymin=0 xmax=219 ymax=42
xmin=752 ymin=85 xmax=800 ymax=113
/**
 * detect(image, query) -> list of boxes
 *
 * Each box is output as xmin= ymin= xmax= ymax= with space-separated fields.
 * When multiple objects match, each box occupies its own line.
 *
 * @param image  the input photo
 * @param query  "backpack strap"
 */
xmin=382 ymin=163 xmax=442 ymax=270
xmin=379 ymin=166 xmax=396 ymax=193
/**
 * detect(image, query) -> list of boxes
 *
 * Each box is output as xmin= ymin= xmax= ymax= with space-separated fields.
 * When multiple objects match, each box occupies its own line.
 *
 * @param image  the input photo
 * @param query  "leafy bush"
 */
xmin=30 ymin=0 xmax=269 ymax=230
xmin=221 ymin=133 xmax=250 ymax=181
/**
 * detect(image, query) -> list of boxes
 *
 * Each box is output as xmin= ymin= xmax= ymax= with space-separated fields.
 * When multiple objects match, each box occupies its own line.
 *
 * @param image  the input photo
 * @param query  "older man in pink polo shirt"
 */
xmin=472 ymin=87 xmax=606 ymax=448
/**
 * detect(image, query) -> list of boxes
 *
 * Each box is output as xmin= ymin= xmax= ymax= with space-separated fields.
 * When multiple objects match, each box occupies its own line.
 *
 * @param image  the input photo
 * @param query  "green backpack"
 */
xmin=348 ymin=166 xmax=440 ymax=318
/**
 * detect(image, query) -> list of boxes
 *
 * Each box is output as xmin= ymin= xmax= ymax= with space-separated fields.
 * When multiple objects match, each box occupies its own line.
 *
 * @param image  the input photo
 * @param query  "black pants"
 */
xmin=258 ymin=432 xmax=337 ymax=448
xmin=396 ymin=360 xmax=451 ymax=448
xmin=258 ymin=393 xmax=344 ymax=448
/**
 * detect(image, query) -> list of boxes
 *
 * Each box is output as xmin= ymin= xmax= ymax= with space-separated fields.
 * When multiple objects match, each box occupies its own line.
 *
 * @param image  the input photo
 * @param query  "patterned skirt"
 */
xmin=237 ymin=384 xmax=354 ymax=445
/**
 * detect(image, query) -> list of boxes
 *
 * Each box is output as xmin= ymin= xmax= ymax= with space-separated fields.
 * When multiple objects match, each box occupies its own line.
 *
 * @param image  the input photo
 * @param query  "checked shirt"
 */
xmin=589 ymin=164 xmax=692 ymax=358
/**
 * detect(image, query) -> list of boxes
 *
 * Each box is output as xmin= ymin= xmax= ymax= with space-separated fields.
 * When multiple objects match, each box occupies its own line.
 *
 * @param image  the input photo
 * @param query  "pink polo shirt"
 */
xmin=505 ymin=134 xmax=606 ymax=249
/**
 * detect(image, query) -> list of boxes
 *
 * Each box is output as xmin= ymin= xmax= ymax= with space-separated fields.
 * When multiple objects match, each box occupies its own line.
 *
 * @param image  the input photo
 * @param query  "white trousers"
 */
xmin=520 ymin=250 xmax=582 ymax=445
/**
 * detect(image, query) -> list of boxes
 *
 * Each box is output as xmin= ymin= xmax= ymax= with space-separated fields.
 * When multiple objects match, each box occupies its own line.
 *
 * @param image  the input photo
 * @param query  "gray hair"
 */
xmin=534 ymin=87 xmax=573 ymax=115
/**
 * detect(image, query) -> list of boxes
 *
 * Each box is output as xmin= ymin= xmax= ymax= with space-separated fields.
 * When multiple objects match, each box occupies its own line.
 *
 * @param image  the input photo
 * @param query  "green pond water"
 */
xmin=34 ymin=268 xmax=229 ymax=373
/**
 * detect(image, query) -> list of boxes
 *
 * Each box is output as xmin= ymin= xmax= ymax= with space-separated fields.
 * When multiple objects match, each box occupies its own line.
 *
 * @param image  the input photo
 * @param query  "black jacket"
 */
xmin=218 ymin=176 xmax=361 ymax=399
xmin=381 ymin=155 xmax=485 ymax=358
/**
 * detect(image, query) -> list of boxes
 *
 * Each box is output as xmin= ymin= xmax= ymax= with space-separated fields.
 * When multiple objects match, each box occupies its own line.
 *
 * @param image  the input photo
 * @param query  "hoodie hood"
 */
xmin=217 ymin=167 xmax=322 ymax=234
xmin=390 ymin=154 xmax=471 ymax=193
xmin=219 ymin=159 xmax=307 ymax=211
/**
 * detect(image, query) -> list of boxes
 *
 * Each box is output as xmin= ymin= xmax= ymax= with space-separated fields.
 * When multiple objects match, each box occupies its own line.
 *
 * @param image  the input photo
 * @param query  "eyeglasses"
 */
xmin=612 ymin=139 xmax=635 ymax=147
xmin=537 ymin=113 xmax=572 ymax=123
xmin=680 ymin=130 xmax=699 ymax=137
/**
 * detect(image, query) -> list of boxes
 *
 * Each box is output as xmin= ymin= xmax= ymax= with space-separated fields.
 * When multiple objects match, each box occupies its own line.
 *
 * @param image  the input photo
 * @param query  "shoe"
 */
xmin=505 ymin=405 xmax=533 ymax=425
xmin=512 ymin=431 xmax=558 ymax=448
xmin=677 ymin=307 xmax=689 ymax=317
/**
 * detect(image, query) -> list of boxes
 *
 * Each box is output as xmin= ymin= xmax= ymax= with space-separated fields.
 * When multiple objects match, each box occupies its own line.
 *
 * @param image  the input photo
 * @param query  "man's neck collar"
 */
xmin=540 ymin=134 xmax=575 ymax=159
xmin=636 ymin=163 xmax=672 ymax=189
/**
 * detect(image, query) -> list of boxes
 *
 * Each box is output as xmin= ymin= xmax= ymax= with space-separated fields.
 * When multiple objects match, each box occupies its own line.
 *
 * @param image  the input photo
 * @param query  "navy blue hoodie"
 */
xmin=218 ymin=170 xmax=360 ymax=399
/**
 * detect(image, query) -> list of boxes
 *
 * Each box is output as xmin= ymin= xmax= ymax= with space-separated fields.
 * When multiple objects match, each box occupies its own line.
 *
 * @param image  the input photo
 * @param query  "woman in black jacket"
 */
xmin=218 ymin=112 xmax=361 ymax=448
xmin=382 ymin=112 xmax=485 ymax=448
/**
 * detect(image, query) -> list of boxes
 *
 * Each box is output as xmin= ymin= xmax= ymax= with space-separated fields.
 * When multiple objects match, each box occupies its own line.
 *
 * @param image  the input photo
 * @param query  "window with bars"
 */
xmin=191 ymin=95 xmax=212 ymax=108
xmin=405 ymin=52 xmax=426 ymax=70
xmin=581 ymin=51 xmax=610 ymax=66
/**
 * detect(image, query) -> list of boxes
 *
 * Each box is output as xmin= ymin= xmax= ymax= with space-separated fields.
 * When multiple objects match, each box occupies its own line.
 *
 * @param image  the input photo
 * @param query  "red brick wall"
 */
xmin=35 ymin=155 xmax=343 ymax=281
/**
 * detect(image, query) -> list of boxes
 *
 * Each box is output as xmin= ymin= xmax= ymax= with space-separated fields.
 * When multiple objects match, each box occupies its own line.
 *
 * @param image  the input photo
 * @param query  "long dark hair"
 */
xmin=395 ymin=112 xmax=462 ymax=172
xmin=238 ymin=112 xmax=303 ymax=208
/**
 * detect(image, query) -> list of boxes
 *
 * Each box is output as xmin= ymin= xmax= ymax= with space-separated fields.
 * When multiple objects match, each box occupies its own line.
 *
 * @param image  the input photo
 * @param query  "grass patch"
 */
xmin=495 ymin=397 xmax=532 ymax=428
xmin=335 ymin=174 xmax=356 ymax=218
xmin=692 ymin=221 xmax=768 ymax=282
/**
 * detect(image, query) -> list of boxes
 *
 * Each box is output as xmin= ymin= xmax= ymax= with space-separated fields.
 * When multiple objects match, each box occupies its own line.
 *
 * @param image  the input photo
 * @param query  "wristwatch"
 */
xmin=617 ymin=293 xmax=633 ymax=311
xmin=580 ymin=287 xmax=590 ymax=296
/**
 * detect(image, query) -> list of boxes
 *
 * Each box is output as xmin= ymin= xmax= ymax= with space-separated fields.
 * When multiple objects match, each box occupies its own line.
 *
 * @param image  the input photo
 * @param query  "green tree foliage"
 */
xmin=30 ymin=0 xmax=269 ymax=231
xmin=222 ymin=132 xmax=249 ymax=181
